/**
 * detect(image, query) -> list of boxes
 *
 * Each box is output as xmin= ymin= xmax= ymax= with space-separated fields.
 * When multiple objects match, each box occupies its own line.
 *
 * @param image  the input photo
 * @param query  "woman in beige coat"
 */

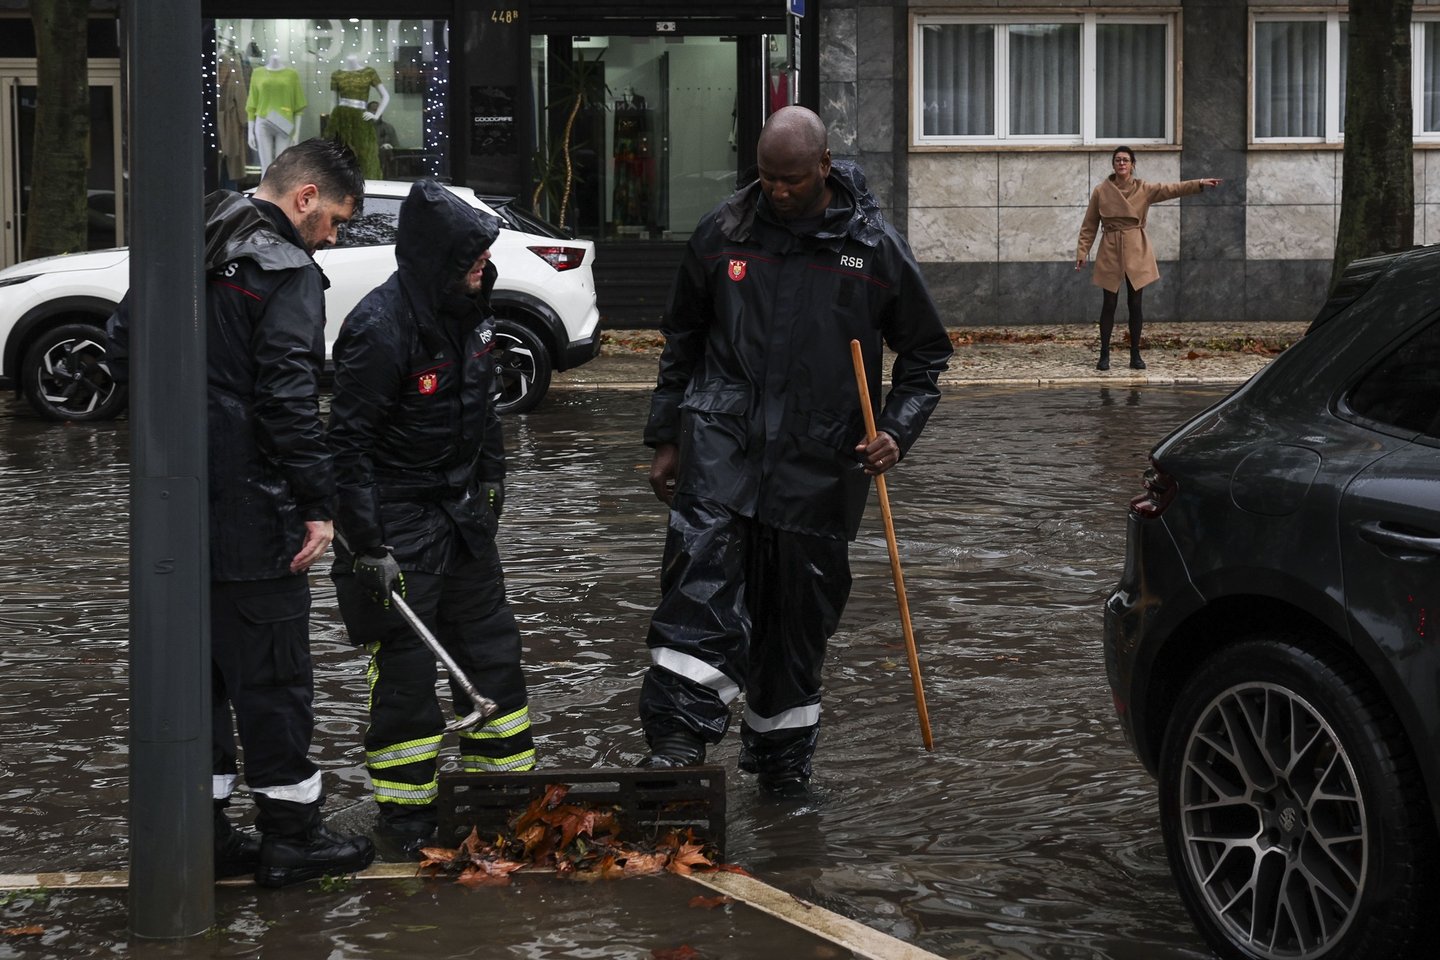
xmin=1075 ymin=146 xmax=1221 ymax=369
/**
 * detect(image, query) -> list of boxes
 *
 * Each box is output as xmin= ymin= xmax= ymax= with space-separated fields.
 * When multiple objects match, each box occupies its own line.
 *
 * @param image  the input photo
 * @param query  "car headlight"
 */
xmin=0 ymin=274 xmax=39 ymax=288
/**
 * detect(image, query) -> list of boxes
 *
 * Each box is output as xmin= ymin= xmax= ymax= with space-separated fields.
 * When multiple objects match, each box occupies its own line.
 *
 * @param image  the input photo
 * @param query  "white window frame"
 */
xmin=910 ymin=11 xmax=1177 ymax=149
xmin=1250 ymin=11 xmax=1440 ymax=145
xmin=1413 ymin=16 xmax=1440 ymax=143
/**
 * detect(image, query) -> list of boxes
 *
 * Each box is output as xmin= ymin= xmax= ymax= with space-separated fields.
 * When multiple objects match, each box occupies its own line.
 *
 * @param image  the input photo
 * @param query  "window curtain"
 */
xmin=1096 ymin=23 xmax=1165 ymax=139
xmin=1425 ymin=24 xmax=1440 ymax=132
xmin=1009 ymin=23 xmax=1079 ymax=136
xmin=922 ymin=23 xmax=993 ymax=136
xmin=1254 ymin=21 xmax=1325 ymax=137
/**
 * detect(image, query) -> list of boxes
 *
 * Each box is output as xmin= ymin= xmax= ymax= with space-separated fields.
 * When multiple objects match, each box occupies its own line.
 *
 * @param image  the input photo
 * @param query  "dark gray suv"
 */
xmin=1105 ymin=248 xmax=1440 ymax=960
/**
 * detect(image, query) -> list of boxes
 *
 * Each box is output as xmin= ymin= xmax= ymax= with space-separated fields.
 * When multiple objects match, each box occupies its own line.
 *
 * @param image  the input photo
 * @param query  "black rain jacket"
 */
xmin=644 ymin=161 xmax=953 ymax=540
xmin=108 ymin=192 xmax=335 ymax=581
xmin=327 ymin=179 xmax=505 ymax=574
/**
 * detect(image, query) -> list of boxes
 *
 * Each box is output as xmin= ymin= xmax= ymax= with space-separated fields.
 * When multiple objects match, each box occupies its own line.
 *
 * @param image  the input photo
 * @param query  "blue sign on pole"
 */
xmin=788 ymin=0 xmax=804 ymax=16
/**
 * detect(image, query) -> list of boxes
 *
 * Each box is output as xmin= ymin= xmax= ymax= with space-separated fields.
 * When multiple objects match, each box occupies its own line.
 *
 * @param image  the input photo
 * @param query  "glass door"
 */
xmin=1 ymin=61 xmax=123 ymax=267
xmin=530 ymin=35 xmax=739 ymax=241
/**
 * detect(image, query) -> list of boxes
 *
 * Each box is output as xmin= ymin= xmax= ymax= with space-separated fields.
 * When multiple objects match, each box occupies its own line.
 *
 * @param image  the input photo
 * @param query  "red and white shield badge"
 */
xmin=728 ymin=259 xmax=747 ymax=282
xmin=418 ymin=372 xmax=439 ymax=395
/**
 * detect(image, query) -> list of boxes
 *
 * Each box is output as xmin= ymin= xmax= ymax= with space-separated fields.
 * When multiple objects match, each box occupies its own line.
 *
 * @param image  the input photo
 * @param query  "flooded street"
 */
xmin=0 ymin=384 xmax=1227 ymax=959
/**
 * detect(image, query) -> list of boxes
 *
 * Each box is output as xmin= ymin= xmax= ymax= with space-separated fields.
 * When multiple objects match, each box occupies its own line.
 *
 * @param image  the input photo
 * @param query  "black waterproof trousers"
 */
xmin=639 ymin=495 xmax=852 ymax=780
xmin=334 ymin=542 xmax=534 ymax=831
xmin=211 ymin=575 xmax=323 ymax=837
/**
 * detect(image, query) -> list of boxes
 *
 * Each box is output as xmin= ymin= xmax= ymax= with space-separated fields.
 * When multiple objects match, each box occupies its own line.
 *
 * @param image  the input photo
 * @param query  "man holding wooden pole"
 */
xmin=636 ymin=106 xmax=952 ymax=797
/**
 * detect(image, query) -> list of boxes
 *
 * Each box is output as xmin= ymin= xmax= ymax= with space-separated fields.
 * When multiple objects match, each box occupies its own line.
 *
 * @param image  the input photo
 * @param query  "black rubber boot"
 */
xmin=1096 ymin=348 xmax=1110 ymax=371
xmin=255 ymin=823 xmax=376 ymax=888
xmin=637 ymin=729 xmax=706 ymax=768
xmin=757 ymin=773 xmax=811 ymax=800
xmin=375 ymin=809 xmax=439 ymax=862
xmin=1129 ymin=349 xmax=1146 ymax=370
xmin=214 ymin=805 xmax=261 ymax=879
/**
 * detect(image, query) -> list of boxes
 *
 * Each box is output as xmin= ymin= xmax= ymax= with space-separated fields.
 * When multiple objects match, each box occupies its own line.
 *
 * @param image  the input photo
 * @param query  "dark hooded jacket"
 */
xmin=327 ymin=179 xmax=504 ymax=574
xmin=108 ymin=191 xmax=335 ymax=581
xmin=644 ymin=161 xmax=952 ymax=540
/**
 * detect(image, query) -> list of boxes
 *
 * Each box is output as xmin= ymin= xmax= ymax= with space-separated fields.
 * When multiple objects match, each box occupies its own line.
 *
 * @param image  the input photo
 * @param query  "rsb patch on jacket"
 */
xmin=728 ymin=259 xmax=747 ymax=282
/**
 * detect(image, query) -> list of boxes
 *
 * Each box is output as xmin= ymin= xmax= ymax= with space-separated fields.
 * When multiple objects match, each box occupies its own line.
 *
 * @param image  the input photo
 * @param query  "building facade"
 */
xmin=3 ymin=2 xmax=1436 ymax=325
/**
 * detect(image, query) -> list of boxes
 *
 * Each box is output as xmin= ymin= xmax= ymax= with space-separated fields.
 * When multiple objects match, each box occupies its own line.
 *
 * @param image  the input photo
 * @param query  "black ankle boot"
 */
xmin=1096 ymin=350 xmax=1110 ymax=371
xmin=214 ymin=809 xmax=261 ymax=879
xmin=637 ymin=729 xmax=706 ymax=768
xmin=255 ymin=823 xmax=376 ymax=888
xmin=1129 ymin=350 xmax=1146 ymax=370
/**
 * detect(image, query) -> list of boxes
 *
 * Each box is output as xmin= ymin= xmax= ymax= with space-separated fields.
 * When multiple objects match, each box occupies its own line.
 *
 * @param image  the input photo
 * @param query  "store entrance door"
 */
xmin=0 ymin=62 xmax=124 ymax=268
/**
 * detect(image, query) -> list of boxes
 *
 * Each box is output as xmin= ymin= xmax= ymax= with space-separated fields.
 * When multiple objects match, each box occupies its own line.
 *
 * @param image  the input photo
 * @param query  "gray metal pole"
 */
xmin=124 ymin=0 xmax=212 ymax=939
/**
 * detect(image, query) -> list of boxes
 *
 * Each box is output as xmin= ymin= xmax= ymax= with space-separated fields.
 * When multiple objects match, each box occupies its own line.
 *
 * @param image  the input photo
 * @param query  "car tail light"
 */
xmin=1129 ymin=460 xmax=1178 ymax=519
xmin=527 ymin=245 xmax=587 ymax=271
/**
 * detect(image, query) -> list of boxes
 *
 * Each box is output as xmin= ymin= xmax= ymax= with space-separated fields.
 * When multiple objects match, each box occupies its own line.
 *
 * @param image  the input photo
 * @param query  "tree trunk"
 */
xmin=23 ymin=0 xmax=91 ymax=261
xmin=1332 ymin=0 xmax=1414 ymax=288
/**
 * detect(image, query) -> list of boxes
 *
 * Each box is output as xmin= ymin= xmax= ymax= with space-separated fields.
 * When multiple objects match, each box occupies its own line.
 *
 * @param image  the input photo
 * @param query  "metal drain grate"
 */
xmin=437 ymin=764 xmax=727 ymax=856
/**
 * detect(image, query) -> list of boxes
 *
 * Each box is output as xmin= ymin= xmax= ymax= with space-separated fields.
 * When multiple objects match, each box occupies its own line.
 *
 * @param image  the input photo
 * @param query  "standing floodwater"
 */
xmin=0 ymin=385 xmax=1222 ymax=959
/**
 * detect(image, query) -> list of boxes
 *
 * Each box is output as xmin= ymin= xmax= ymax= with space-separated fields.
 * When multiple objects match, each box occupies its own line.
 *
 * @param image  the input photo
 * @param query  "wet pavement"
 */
xmin=0 ymin=378 xmax=1237 ymax=959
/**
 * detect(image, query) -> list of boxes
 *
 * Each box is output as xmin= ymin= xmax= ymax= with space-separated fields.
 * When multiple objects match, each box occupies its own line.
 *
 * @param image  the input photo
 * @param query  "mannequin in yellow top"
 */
xmin=325 ymin=54 xmax=390 ymax=179
xmin=247 ymin=53 xmax=307 ymax=172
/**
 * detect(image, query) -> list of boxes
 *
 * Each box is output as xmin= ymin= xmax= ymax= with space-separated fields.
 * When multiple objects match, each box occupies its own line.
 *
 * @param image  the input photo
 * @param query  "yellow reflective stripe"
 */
xmin=457 ymin=706 xmax=531 ymax=740
xmin=366 ymin=735 xmax=442 ymax=769
xmin=371 ymin=777 xmax=438 ymax=804
xmin=364 ymin=641 xmax=381 ymax=713
xmin=460 ymin=748 xmax=536 ymax=773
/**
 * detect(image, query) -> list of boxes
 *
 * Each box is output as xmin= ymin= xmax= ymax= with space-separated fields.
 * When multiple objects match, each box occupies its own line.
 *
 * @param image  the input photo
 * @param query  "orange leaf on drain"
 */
xmin=3 ymin=926 xmax=45 ymax=937
xmin=621 ymin=851 xmax=670 ymax=876
xmin=666 ymin=842 xmax=713 ymax=876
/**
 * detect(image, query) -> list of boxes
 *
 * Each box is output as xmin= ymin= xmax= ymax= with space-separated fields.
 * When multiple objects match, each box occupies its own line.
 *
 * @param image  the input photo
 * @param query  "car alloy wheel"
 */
xmin=1159 ymin=639 xmax=1434 ymax=960
xmin=492 ymin=317 xmax=552 ymax=416
xmin=21 ymin=322 xmax=127 ymax=422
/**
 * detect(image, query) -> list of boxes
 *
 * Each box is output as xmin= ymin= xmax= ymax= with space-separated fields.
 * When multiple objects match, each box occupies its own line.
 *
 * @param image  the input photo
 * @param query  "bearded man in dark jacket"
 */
xmin=108 ymin=137 xmax=376 ymax=886
xmin=328 ymin=179 xmax=535 ymax=857
xmin=636 ymin=106 xmax=953 ymax=797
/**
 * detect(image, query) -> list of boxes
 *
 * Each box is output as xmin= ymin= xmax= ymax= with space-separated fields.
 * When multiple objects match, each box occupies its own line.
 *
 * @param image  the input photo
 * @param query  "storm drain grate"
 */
xmin=437 ymin=764 xmax=727 ymax=856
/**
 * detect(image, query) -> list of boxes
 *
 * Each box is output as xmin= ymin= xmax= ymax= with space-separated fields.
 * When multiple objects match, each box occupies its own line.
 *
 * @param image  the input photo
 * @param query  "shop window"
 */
xmin=911 ymin=13 xmax=1175 ymax=147
xmin=209 ymin=18 xmax=449 ymax=185
xmin=529 ymin=34 xmax=738 ymax=240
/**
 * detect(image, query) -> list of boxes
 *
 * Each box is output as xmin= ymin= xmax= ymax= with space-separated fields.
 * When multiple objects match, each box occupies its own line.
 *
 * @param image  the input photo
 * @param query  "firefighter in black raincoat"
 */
xmin=108 ymin=138 xmax=376 ymax=886
xmin=637 ymin=107 xmax=952 ymax=797
xmin=328 ymin=179 xmax=535 ymax=855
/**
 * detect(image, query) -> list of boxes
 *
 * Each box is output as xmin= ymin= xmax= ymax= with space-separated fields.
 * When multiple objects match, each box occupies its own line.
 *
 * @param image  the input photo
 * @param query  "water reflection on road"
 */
xmin=0 ymin=385 xmax=1225 ymax=959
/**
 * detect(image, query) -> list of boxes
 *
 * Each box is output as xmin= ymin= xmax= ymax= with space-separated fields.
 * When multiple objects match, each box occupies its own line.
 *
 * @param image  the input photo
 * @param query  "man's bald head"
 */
xmin=758 ymin=106 xmax=829 ymax=161
xmin=756 ymin=106 xmax=833 ymax=221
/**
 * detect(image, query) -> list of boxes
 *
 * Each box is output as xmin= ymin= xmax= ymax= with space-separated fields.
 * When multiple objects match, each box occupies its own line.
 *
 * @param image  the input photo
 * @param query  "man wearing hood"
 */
xmin=108 ymin=137 xmax=376 ymax=886
xmin=636 ymin=107 xmax=953 ymax=797
xmin=328 ymin=179 xmax=535 ymax=857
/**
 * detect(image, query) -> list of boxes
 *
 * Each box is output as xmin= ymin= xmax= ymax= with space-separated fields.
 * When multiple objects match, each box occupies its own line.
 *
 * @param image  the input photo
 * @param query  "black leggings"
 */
xmin=1099 ymin=279 xmax=1144 ymax=353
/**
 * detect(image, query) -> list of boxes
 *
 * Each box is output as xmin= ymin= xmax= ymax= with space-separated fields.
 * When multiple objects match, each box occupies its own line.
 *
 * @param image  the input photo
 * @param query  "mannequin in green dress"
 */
xmin=325 ymin=54 xmax=390 ymax=179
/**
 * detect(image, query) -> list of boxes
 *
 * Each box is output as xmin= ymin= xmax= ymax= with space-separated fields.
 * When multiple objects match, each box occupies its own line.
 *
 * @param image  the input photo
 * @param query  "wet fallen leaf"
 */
xmin=2 ymin=926 xmax=44 ymax=937
xmin=712 ymin=863 xmax=754 ymax=877
xmin=688 ymin=894 xmax=735 ymax=909
xmin=621 ymin=851 xmax=670 ymax=876
xmin=666 ymin=841 xmax=713 ymax=876
xmin=652 ymin=946 xmax=701 ymax=960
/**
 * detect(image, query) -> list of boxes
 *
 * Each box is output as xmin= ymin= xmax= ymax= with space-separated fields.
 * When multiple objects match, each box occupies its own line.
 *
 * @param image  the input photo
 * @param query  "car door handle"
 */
xmin=1357 ymin=520 xmax=1440 ymax=558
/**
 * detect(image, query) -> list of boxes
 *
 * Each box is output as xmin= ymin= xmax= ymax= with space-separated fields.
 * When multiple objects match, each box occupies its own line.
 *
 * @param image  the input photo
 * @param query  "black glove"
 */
xmin=482 ymin=480 xmax=504 ymax=518
xmin=353 ymin=548 xmax=404 ymax=607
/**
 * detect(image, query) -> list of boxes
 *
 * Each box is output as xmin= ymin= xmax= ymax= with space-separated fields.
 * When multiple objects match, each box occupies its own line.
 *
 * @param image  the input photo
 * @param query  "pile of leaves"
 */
xmin=417 ymin=783 xmax=723 ymax=886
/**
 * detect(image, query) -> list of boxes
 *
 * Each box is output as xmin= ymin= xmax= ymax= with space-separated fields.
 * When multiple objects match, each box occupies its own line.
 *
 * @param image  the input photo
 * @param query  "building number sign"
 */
xmin=656 ymin=21 xmax=677 ymax=33
xmin=491 ymin=9 xmax=519 ymax=24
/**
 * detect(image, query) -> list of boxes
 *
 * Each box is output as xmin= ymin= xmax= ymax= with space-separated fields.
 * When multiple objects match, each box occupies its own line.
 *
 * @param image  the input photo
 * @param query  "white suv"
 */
xmin=0 ymin=181 xmax=600 ymax=420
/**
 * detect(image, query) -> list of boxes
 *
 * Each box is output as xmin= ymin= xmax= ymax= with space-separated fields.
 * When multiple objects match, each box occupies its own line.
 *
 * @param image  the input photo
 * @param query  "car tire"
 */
xmin=492 ymin=317 xmax=551 ymax=416
xmin=21 ymin=322 xmax=127 ymax=422
xmin=1158 ymin=637 xmax=1436 ymax=960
